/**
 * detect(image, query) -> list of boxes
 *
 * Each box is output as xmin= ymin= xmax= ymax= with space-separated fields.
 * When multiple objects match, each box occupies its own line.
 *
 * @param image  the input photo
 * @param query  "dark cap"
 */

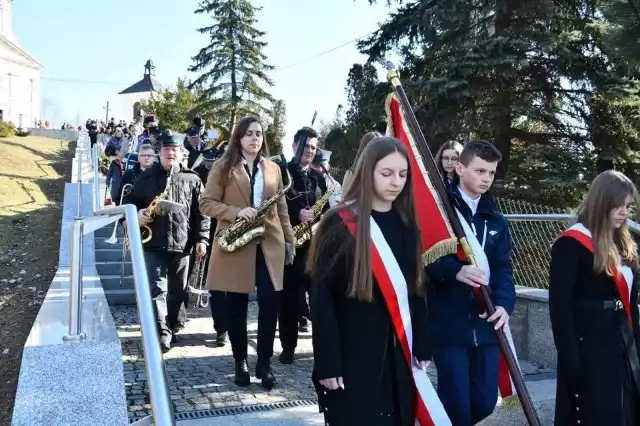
xmin=159 ymin=130 xmax=183 ymax=147
xmin=193 ymin=117 xmax=205 ymax=128
xmin=187 ymin=126 xmax=200 ymax=137
xmin=312 ymin=149 xmax=331 ymax=165
xmin=144 ymin=114 xmax=158 ymax=125
xmin=202 ymin=148 xmax=219 ymax=161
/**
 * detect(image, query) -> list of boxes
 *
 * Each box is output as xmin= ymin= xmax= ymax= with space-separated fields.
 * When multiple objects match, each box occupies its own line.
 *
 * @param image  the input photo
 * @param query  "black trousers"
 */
xmin=209 ymin=290 xmax=228 ymax=335
xmin=226 ymin=246 xmax=278 ymax=361
xmin=279 ymin=243 xmax=310 ymax=352
xmin=143 ymin=250 xmax=190 ymax=341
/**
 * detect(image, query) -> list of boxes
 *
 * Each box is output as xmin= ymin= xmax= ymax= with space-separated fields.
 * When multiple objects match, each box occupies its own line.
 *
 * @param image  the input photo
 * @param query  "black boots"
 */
xmin=279 ymin=348 xmax=294 ymax=365
xmin=234 ymin=359 xmax=250 ymax=386
xmin=234 ymin=358 xmax=276 ymax=390
xmin=255 ymin=358 xmax=276 ymax=390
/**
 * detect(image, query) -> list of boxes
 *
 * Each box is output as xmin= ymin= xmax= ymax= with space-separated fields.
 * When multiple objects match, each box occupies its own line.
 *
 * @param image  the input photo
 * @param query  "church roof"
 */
xmin=0 ymin=33 xmax=43 ymax=70
xmin=118 ymin=74 xmax=163 ymax=94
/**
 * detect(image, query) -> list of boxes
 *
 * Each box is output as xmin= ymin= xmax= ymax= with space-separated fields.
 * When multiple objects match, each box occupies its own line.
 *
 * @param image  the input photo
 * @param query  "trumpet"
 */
xmin=187 ymin=256 xmax=209 ymax=308
xmin=105 ymin=183 xmax=133 ymax=244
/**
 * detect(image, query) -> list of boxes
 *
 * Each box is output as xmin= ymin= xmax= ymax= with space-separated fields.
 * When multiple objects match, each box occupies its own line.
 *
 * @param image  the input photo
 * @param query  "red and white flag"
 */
xmin=385 ymin=92 xmax=521 ymax=400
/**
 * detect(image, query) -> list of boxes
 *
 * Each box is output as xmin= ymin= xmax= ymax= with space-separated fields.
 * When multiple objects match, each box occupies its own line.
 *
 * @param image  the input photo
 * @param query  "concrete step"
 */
xmin=94 ymin=226 xmax=125 ymax=239
xmin=104 ymin=289 xmax=136 ymax=305
xmin=95 ymin=248 xmax=130 ymax=262
xmin=95 ymin=261 xmax=133 ymax=276
xmin=479 ymin=377 xmax=555 ymax=425
xmin=100 ymin=274 xmax=134 ymax=291
xmin=95 ymin=237 xmax=124 ymax=250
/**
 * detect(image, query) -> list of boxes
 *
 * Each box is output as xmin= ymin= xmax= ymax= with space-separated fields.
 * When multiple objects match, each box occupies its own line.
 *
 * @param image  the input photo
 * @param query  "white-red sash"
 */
xmin=338 ymin=209 xmax=451 ymax=426
xmin=560 ymin=224 xmax=633 ymax=324
xmin=455 ymin=208 xmax=521 ymax=399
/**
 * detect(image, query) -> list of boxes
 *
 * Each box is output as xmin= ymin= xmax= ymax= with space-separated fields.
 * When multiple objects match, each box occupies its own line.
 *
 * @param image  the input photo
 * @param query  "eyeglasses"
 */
xmin=442 ymin=156 xmax=459 ymax=162
xmin=139 ymin=155 xmax=154 ymax=158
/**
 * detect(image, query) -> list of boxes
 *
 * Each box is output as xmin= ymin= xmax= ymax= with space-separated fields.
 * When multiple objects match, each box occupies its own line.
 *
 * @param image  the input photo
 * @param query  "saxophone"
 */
xmin=135 ymin=165 xmax=178 ymax=245
xmin=292 ymin=173 xmax=339 ymax=248
xmin=216 ymin=167 xmax=294 ymax=253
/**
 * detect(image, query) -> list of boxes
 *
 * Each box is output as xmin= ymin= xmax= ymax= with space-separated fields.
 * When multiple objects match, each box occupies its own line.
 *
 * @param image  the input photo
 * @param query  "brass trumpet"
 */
xmin=105 ymin=183 xmax=133 ymax=244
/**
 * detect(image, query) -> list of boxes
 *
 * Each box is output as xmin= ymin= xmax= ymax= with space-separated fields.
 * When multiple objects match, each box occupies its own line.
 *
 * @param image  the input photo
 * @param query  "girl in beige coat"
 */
xmin=200 ymin=116 xmax=295 ymax=391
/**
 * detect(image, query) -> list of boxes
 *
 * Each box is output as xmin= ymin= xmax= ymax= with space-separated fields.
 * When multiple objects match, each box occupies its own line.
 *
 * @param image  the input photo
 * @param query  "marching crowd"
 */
xmin=88 ymin=110 xmax=640 ymax=426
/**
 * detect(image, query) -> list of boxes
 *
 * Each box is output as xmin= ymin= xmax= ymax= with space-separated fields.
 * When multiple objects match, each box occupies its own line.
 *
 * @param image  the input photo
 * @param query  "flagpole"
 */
xmin=382 ymin=62 xmax=541 ymax=426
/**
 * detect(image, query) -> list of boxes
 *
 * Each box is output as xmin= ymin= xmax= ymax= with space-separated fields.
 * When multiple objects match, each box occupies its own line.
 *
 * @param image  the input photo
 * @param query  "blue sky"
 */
xmin=12 ymin=0 xmax=396 ymax=155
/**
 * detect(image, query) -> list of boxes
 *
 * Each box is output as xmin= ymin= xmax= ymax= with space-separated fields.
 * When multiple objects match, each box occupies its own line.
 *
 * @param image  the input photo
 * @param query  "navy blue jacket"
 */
xmin=426 ymin=187 xmax=516 ymax=347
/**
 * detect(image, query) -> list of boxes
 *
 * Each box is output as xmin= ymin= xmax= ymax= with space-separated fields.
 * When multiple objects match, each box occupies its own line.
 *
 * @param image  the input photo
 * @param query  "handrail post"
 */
xmin=124 ymin=204 xmax=175 ymax=426
xmin=93 ymin=142 xmax=100 ymax=213
xmin=63 ymin=219 xmax=86 ymax=340
xmin=76 ymin=145 xmax=82 ymax=219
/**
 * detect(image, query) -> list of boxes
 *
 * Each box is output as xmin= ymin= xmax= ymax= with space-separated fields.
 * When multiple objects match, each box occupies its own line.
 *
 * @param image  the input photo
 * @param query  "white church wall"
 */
xmin=0 ymin=58 xmax=41 ymax=127
xmin=117 ymin=91 xmax=151 ymax=123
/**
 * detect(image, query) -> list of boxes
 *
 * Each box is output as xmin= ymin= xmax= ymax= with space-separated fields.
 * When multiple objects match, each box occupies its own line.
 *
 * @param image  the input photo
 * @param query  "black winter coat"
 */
xmin=310 ymin=210 xmax=430 ymax=426
xmin=549 ymin=236 xmax=640 ymax=425
xmin=122 ymin=162 xmax=210 ymax=253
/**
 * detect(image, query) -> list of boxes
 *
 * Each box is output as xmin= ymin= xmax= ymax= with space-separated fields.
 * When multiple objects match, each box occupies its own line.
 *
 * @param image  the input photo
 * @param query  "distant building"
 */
xmin=0 ymin=0 xmax=43 ymax=127
xmin=118 ymin=59 xmax=163 ymax=122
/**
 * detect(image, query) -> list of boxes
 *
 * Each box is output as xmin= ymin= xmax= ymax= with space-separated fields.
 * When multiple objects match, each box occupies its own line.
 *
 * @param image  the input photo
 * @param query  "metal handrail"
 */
xmin=504 ymin=213 xmax=640 ymax=234
xmin=63 ymin=204 xmax=175 ymax=426
xmin=62 ymin=134 xmax=175 ymax=425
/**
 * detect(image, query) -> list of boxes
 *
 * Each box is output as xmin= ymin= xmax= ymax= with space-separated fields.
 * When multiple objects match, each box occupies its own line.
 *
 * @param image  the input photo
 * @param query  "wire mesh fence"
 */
xmin=497 ymin=198 xmax=572 ymax=290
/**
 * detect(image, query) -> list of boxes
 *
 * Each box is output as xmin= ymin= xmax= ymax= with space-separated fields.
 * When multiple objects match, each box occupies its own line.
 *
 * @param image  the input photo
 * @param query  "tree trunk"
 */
xmin=229 ymin=31 xmax=238 ymax=131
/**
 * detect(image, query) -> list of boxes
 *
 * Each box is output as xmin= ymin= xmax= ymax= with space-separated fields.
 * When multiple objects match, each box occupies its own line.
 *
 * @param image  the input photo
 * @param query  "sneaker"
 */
xmin=216 ymin=331 xmax=228 ymax=347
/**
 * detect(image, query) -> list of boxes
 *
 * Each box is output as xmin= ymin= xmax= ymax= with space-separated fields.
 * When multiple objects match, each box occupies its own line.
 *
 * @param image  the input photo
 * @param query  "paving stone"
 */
xmin=111 ymin=303 xmax=548 ymax=419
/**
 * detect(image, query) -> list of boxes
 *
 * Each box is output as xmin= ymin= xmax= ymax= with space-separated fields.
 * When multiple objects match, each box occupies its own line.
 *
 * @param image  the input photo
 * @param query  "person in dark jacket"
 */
xmin=549 ymin=170 xmax=640 ymax=426
xmin=105 ymin=156 xmax=124 ymax=204
xmin=434 ymin=140 xmax=463 ymax=190
xmin=307 ymin=136 xmax=431 ymax=426
xmin=426 ymin=139 xmax=515 ymax=426
xmin=122 ymin=130 xmax=210 ymax=352
xmin=116 ymin=144 xmax=156 ymax=204
xmin=184 ymin=117 xmax=209 ymax=168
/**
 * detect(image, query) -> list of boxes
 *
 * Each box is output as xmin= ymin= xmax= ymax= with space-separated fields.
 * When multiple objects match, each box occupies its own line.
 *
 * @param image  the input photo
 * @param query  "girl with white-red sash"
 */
xmin=549 ymin=170 xmax=640 ymax=425
xmin=306 ymin=136 xmax=433 ymax=425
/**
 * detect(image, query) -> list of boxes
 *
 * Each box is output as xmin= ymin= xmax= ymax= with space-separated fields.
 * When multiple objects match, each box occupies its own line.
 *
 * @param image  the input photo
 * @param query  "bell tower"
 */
xmin=0 ymin=0 xmax=13 ymax=39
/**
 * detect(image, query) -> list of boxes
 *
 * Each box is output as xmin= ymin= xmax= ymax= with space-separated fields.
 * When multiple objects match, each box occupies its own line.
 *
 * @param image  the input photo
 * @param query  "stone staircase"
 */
xmin=95 ymin=225 xmax=136 ymax=305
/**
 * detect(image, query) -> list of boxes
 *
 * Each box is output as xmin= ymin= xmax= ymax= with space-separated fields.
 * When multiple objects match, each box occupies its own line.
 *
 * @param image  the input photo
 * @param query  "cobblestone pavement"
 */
xmin=110 ymin=304 xmax=553 ymax=423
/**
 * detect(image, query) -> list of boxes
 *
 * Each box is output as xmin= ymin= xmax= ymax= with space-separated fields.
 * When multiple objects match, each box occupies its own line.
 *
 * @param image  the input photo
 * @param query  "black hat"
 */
xmin=187 ymin=126 xmax=200 ymax=137
xmin=312 ymin=149 xmax=332 ymax=165
xmin=202 ymin=148 xmax=219 ymax=161
xmin=193 ymin=116 xmax=205 ymax=128
xmin=144 ymin=114 xmax=158 ymax=125
xmin=159 ymin=130 xmax=183 ymax=147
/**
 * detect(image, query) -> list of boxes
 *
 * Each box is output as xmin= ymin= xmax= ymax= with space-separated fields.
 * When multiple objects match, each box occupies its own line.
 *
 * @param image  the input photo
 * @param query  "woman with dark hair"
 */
xmin=200 ymin=116 xmax=295 ymax=390
xmin=434 ymin=140 xmax=463 ymax=188
xmin=307 ymin=136 xmax=439 ymax=425
xmin=549 ymin=170 xmax=640 ymax=425
xmin=341 ymin=131 xmax=382 ymax=193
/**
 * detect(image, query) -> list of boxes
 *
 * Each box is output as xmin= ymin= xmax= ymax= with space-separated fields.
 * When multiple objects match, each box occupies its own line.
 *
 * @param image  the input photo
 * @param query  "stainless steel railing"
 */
xmin=62 ymin=135 xmax=175 ymax=425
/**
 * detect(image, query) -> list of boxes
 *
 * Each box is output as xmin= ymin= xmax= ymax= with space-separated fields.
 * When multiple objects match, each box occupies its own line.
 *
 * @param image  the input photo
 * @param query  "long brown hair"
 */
xmin=349 ymin=131 xmax=383 ymax=171
xmin=307 ymin=136 xmax=424 ymax=302
xmin=576 ymin=170 xmax=639 ymax=274
xmin=217 ymin=116 xmax=270 ymax=186
xmin=434 ymin=140 xmax=464 ymax=178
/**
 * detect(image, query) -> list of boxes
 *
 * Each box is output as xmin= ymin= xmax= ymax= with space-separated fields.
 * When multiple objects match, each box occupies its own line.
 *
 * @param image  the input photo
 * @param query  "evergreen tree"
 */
xmin=188 ymin=0 xmax=274 ymax=131
xmin=265 ymin=99 xmax=286 ymax=155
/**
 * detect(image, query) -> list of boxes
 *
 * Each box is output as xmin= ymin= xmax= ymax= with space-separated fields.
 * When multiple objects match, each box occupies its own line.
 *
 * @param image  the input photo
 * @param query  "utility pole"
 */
xmin=103 ymin=101 xmax=111 ymax=123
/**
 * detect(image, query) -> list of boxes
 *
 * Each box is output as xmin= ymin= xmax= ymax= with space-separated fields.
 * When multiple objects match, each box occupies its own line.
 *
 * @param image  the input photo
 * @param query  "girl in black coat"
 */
xmin=549 ymin=170 xmax=640 ymax=425
xmin=306 ymin=137 xmax=434 ymax=426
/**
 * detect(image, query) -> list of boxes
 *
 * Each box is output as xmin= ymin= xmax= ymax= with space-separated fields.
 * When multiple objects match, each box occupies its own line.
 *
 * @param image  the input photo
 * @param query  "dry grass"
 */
xmin=0 ymin=135 xmax=73 ymax=426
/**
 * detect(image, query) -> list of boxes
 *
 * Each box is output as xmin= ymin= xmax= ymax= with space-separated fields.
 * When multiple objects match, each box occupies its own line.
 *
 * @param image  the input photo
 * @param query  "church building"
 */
xmin=118 ymin=60 xmax=163 ymax=122
xmin=0 ymin=0 xmax=43 ymax=127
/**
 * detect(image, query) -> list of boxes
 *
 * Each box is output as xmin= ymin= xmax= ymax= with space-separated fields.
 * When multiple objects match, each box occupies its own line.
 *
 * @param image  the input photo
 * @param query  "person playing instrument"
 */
xmin=342 ymin=131 xmax=382 ymax=194
xmin=425 ymin=140 xmax=515 ymax=425
xmin=122 ymin=130 xmax=210 ymax=352
xmin=278 ymin=126 xmax=326 ymax=363
xmin=307 ymin=136 xmax=430 ymax=425
xmin=434 ymin=140 xmax=463 ymax=190
xmin=116 ymin=144 xmax=156 ymax=204
xmin=184 ymin=116 xmax=209 ymax=168
xmin=200 ymin=116 xmax=295 ymax=390
xmin=549 ymin=170 xmax=640 ymax=425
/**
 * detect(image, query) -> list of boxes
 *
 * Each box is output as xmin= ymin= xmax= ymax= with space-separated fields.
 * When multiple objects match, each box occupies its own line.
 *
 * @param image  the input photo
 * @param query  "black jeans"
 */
xmin=226 ymin=246 xmax=278 ymax=361
xmin=143 ymin=251 xmax=190 ymax=341
xmin=279 ymin=243 xmax=310 ymax=351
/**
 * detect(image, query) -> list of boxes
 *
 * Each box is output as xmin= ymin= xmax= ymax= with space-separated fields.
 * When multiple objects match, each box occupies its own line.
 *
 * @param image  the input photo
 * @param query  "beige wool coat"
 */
xmin=200 ymin=159 xmax=295 ymax=294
